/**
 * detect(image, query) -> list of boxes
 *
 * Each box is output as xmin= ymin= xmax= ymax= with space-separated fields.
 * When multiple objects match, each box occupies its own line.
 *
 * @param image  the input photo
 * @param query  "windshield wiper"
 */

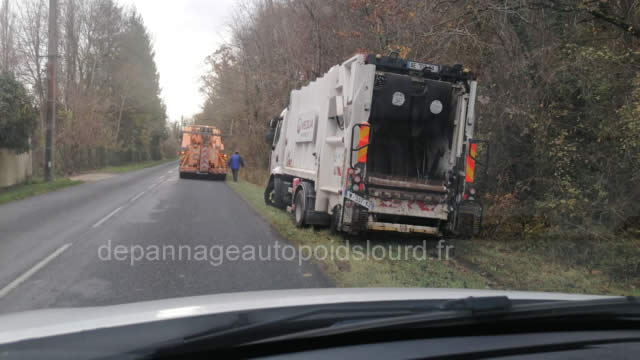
xmin=250 ymin=296 xmax=639 ymax=344
xmin=437 ymin=295 xmax=512 ymax=312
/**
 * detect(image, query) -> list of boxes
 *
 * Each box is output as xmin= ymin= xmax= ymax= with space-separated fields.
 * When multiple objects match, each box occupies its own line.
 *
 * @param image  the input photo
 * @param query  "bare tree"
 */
xmin=0 ymin=0 xmax=17 ymax=73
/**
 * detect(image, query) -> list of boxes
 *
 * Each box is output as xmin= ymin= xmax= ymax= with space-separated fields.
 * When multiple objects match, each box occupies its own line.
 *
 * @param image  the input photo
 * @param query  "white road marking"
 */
xmin=149 ymin=177 xmax=169 ymax=189
xmin=91 ymin=206 xmax=123 ymax=228
xmin=129 ymin=191 xmax=146 ymax=202
xmin=0 ymin=243 xmax=72 ymax=299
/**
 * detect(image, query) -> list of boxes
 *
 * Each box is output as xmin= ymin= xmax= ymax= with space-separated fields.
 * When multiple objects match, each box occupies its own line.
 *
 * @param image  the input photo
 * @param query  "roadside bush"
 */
xmin=0 ymin=73 xmax=37 ymax=153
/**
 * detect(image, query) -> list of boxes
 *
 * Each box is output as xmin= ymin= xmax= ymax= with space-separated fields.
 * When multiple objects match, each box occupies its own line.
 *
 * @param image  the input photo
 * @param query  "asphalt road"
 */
xmin=0 ymin=161 xmax=329 ymax=314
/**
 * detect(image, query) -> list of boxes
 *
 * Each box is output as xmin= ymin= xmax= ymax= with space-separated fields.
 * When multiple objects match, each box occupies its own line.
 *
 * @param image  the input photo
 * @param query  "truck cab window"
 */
xmin=273 ymin=117 xmax=283 ymax=146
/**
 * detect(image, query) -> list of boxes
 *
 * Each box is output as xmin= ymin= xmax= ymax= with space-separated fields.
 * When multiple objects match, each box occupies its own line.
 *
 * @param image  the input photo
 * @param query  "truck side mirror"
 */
xmin=468 ymin=139 xmax=490 ymax=188
xmin=469 ymin=139 xmax=490 ymax=167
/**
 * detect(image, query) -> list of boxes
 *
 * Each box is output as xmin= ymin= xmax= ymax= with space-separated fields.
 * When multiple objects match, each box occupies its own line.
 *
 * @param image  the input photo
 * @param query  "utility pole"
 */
xmin=44 ymin=0 xmax=58 ymax=181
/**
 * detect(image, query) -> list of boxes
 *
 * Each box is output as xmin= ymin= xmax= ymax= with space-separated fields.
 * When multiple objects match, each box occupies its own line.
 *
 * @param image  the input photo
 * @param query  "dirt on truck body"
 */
xmin=179 ymin=125 xmax=227 ymax=180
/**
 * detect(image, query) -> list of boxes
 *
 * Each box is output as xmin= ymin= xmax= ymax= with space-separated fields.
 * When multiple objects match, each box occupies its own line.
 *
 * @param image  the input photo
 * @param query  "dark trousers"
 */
xmin=232 ymin=169 xmax=239 ymax=182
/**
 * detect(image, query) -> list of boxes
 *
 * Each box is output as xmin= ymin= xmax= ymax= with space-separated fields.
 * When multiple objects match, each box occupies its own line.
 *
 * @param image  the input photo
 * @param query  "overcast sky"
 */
xmin=119 ymin=0 xmax=237 ymax=122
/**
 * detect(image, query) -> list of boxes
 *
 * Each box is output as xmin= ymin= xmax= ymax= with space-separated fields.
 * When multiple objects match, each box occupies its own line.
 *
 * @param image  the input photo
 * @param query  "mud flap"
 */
xmin=456 ymin=200 xmax=483 ymax=237
xmin=303 ymin=191 xmax=331 ymax=226
xmin=342 ymin=201 xmax=368 ymax=235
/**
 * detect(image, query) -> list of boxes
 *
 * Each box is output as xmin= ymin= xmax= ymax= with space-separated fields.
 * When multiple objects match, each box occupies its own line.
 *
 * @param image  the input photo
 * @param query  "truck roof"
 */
xmin=182 ymin=125 xmax=222 ymax=134
xmin=365 ymin=53 xmax=474 ymax=83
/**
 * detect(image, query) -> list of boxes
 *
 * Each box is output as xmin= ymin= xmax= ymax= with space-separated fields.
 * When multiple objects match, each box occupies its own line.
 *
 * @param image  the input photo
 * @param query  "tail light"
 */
xmin=356 ymin=125 xmax=369 ymax=164
xmin=465 ymin=143 xmax=476 ymax=184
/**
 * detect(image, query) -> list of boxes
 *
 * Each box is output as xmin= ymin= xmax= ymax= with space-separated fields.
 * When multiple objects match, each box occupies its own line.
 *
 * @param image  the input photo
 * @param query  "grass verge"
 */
xmin=0 ymin=178 xmax=83 ymax=205
xmin=228 ymin=179 xmax=639 ymax=295
xmin=1 ymin=158 xmax=177 ymax=206
xmin=227 ymin=179 xmax=488 ymax=289
xmin=457 ymin=235 xmax=639 ymax=296
xmin=95 ymin=158 xmax=176 ymax=174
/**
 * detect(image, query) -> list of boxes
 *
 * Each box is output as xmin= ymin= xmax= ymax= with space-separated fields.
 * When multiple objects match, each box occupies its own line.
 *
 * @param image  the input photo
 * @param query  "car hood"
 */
xmin=0 ymin=287 xmax=617 ymax=344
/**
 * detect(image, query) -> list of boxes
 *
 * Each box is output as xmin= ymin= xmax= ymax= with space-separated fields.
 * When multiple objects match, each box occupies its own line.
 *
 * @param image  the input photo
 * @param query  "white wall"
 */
xmin=0 ymin=148 xmax=33 ymax=188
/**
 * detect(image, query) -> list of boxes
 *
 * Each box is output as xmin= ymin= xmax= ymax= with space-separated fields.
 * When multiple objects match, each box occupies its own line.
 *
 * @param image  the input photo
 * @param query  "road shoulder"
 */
xmin=226 ymin=179 xmax=639 ymax=296
xmin=226 ymin=179 xmax=488 ymax=289
xmin=0 ymin=179 xmax=83 ymax=206
xmin=0 ymin=159 xmax=176 ymax=205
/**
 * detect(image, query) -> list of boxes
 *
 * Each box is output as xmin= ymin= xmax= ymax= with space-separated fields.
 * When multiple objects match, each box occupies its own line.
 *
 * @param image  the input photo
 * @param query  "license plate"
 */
xmin=407 ymin=61 xmax=439 ymax=73
xmin=345 ymin=191 xmax=374 ymax=210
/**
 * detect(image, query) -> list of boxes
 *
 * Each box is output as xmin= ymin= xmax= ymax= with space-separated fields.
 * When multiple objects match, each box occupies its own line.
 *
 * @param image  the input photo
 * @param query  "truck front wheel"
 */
xmin=265 ymin=178 xmax=286 ymax=209
xmin=265 ymin=180 xmax=276 ymax=207
xmin=294 ymin=190 xmax=307 ymax=227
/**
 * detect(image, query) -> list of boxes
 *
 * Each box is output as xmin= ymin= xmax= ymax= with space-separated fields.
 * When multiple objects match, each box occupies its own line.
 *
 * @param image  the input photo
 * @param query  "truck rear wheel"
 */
xmin=329 ymin=205 xmax=342 ymax=235
xmin=179 ymin=172 xmax=185 ymax=179
xmin=294 ymin=190 xmax=307 ymax=227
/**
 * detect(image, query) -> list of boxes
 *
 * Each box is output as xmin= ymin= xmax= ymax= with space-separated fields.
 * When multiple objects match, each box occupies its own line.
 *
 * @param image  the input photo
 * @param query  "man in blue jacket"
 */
xmin=228 ymin=151 xmax=245 ymax=182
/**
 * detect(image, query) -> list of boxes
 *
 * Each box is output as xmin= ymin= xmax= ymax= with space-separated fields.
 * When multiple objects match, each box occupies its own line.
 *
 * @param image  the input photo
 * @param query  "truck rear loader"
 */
xmin=179 ymin=125 xmax=227 ymax=180
xmin=264 ymin=53 xmax=486 ymax=237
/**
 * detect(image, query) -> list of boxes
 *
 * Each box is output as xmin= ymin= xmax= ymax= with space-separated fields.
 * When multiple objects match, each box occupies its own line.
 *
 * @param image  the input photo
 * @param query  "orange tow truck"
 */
xmin=179 ymin=125 xmax=227 ymax=180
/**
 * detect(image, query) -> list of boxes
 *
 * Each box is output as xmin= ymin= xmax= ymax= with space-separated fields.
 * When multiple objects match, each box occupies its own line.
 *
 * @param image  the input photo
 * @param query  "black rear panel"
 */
xmin=367 ymin=72 xmax=456 ymax=181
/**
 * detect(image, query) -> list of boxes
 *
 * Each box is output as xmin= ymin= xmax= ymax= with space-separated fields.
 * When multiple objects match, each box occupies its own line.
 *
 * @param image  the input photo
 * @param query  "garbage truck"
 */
xmin=264 ymin=53 xmax=487 ymax=237
xmin=179 ymin=125 xmax=227 ymax=180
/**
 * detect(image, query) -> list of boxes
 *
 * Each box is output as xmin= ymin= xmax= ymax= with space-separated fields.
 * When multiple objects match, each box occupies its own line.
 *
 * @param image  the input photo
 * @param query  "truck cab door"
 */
xmin=269 ymin=113 xmax=286 ymax=171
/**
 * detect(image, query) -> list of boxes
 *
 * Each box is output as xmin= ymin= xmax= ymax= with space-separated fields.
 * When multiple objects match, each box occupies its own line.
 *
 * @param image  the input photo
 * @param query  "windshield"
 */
xmin=0 ymin=0 xmax=638 ymax=328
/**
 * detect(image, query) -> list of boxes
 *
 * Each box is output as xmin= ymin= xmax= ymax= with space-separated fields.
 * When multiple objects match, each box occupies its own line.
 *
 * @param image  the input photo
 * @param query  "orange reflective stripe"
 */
xmin=357 ymin=124 xmax=369 ymax=163
xmin=465 ymin=143 xmax=476 ymax=183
